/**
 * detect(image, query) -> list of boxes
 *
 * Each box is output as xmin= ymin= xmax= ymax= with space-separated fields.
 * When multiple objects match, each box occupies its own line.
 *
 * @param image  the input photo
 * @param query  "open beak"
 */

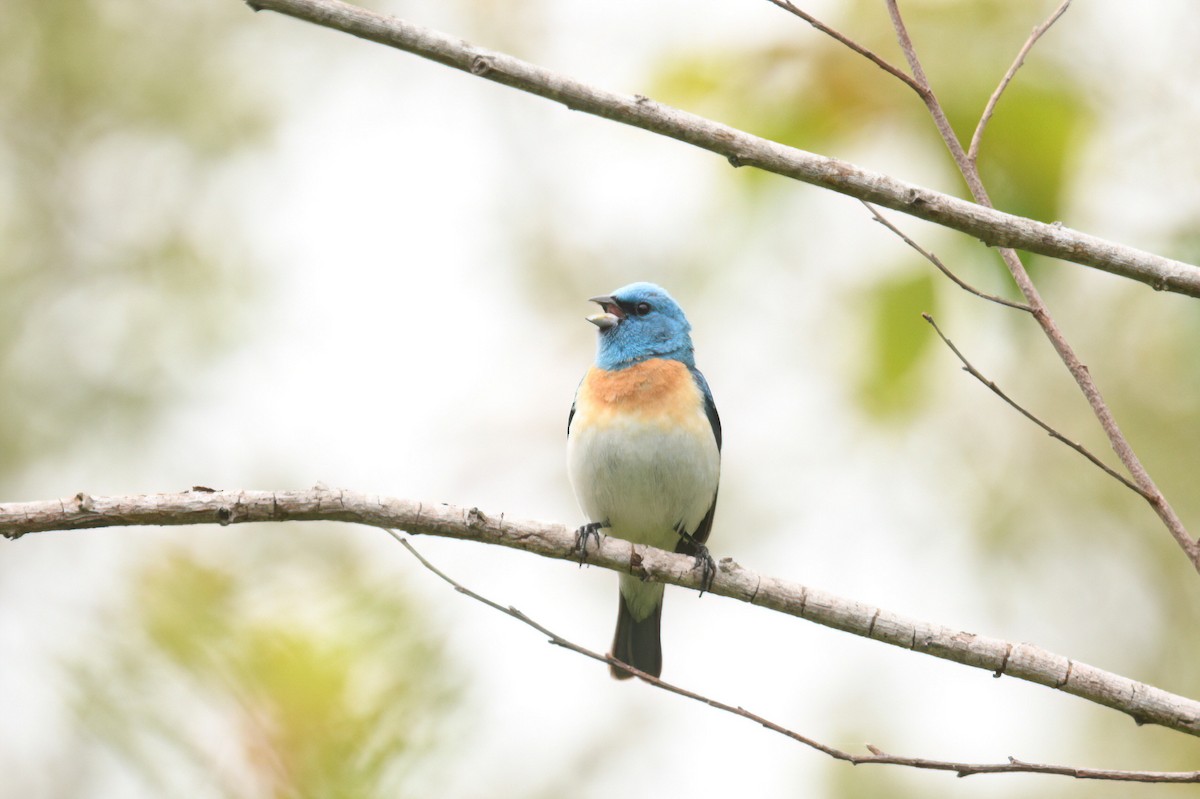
xmin=586 ymin=294 xmax=624 ymax=330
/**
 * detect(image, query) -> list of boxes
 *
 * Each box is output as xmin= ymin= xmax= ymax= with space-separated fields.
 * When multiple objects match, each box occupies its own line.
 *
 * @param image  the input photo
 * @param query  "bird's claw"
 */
xmin=675 ymin=525 xmax=716 ymax=596
xmin=574 ymin=522 xmax=604 ymax=565
xmin=693 ymin=545 xmax=716 ymax=596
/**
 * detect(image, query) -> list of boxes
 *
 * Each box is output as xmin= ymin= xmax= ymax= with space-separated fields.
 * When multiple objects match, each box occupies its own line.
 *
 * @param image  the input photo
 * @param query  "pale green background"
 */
xmin=2 ymin=1 xmax=1199 ymax=796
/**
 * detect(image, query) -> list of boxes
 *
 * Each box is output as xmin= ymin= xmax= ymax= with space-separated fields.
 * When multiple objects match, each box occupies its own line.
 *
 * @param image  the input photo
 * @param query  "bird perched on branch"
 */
xmin=567 ymin=282 xmax=721 ymax=679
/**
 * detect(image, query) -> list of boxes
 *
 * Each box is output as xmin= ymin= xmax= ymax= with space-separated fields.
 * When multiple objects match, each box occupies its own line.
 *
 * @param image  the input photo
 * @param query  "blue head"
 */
xmin=586 ymin=282 xmax=695 ymax=371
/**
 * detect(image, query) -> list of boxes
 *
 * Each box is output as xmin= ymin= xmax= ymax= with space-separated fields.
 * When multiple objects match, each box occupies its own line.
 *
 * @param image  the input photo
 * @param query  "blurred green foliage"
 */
xmin=856 ymin=269 xmax=937 ymax=418
xmin=72 ymin=536 xmax=456 ymax=797
xmin=0 ymin=0 xmax=273 ymax=476
xmin=7 ymin=0 xmax=1200 ymax=796
xmin=651 ymin=40 xmax=914 ymax=195
xmin=648 ymin=0 xmax=1092 ymax=424
xmin=959 ymin=81 xmax=1084 ymax=225
xmin=2 ymin=2 xmax=458 ymax=796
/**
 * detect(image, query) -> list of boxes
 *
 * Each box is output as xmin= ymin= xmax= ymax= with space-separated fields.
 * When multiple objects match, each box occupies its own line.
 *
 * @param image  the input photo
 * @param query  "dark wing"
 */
xmin=678 ymin=487 xmax=720 ymax=552
xmin=676 ymin=366 xmax=721 ymax=552
xmin=689 ymin=367 xmax=722 ymax=451
xmin=567 ymin=376 xmax=584 ymax=436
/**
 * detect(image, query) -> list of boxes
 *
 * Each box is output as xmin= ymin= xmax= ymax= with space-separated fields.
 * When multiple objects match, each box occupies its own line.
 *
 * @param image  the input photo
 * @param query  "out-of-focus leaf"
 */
xmin=141 ymin=553 xmax=237 ymax=668
xmin=967 ymin=82 xmax=1086 ymax=225
xmin=856 ymin=268 xmax=937 ymax=419
xmin=72 ymin=533 xmax=458 ymax=798
xmin=0 ymin=0 xmax=277 ymax=477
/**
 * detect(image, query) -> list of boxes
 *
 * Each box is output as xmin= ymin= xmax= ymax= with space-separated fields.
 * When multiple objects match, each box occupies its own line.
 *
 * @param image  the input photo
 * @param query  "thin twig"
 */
xmin=763 ymin=0 xmax=925 ymax=97
xmin=922 ymin=314 xmax=1152 ymax=499
xmin=766 ymin=2 xmax=1191 ymax=552
xmin=861 ymin=201 xmax=1033 ymax=311
xmin=880 ymin=0 xmax=1200 ymax=571
xmin=883 ymin=1 xmax=980 ymax=194
xmin=968 ymin=0 xmax=1072 ymax=164
xmin=388 ymin=530 xmax=1200 ymax=783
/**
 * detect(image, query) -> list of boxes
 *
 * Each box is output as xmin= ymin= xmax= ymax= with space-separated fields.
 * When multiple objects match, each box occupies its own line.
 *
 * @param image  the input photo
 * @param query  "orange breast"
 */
xmin=578 ymin=359 xmax=706 ymax=429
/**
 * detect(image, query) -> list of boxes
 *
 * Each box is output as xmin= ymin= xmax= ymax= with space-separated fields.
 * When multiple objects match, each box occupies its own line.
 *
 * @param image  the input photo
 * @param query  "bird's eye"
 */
xmin=635 ymin=302 xmax=651 ymax=316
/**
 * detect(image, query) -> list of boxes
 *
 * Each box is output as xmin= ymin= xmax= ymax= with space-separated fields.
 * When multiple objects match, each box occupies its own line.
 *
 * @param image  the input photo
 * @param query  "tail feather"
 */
xmin=609 ymin=591 xmax=663 ymax=680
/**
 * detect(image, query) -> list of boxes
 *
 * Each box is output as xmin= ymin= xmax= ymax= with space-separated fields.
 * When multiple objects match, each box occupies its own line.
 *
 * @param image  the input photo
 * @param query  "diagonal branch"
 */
xmin=922 ymin=313 xmax=1152 ymax=498
xmin=240 ymin=0 xmax=1200 ymax=297
xmin=763 ymin=0 xmax=924 ymax=96
xmin=861 ymin=199 xmax=1146 ymax=495
xmin=884 ymin=0 xmax=976 ymax=189
xmin=968 ymin=0 xmax=1072 ymax=164
xmin=861 ymin=201 xmax=1033 ymax=311
xmin=392 ymin=531 xmax=1200 ymax=784
xmin=4 ymin=488 xmax=1200 ymax=738
xmin=880 ymin=0 xmax=1200 ymax=572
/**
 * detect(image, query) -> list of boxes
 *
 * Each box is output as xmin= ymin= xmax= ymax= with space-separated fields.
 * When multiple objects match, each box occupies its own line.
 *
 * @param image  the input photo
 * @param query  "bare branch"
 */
xmin=969 ymin=0 xmax=1072 ymax=164
xmin=392 ymin=530 xmax=1200 ymax=783
xmin=880 ymin=0 xmax=1200 ymax=571
xmin=766 ymin=5 xmax=1190 ymax=557
xmin=763 ymin=0 xmax=924 ymax=96
xmin=863 ymin=192 xmax=1158 ymax=500
xmin=240 ymin=0 xmax=1200 ymax=297
xmin=884 ymin=1 xmax=980 ymax=193
xmin=861 ymin=201 xmax=1033 ymax=311
xmin=243 ymin=0 xmax=1199 ymax=567
xmin=922 ymin=314 xmax=1152 ymax=498
xmin=4 ymin=488 xmax=1200 ymax=737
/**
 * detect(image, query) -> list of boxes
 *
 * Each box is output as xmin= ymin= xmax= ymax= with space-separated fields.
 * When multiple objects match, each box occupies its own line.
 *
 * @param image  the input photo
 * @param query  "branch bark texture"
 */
xmin=875 ymin=0 xmax=1200 ymax=571
xmin=243 ymin=0 xmax=1200 ymax=297
xmin=5 ymin=488 xmax=1200 ymax=738
xmin=395 ymin=532 xmax=1200 ymax=783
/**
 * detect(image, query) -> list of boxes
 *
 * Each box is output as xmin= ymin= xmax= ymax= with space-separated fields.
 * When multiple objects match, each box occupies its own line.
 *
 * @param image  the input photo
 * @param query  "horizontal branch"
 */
xmin=243 ymin=0 xmax=1200 ymax=298
xmin=5 ymin=488 xmax=1200 ymax=739
xmin=396 ymin=532 xmax=1200 ymax=784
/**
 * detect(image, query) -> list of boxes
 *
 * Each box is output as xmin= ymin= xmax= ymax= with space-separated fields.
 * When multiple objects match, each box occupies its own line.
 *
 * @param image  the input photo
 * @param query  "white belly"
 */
xmin=567 ymin=417 xmax=720 ymax=553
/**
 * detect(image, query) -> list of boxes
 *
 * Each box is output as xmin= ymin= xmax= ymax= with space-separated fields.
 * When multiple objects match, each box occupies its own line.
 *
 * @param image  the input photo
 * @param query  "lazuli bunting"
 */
xmin=567 ymin=282 xmax=722 ymax=679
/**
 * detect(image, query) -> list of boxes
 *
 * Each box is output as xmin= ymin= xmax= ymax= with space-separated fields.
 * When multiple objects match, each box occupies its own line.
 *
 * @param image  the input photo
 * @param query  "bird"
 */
xmin=566 ymin=282 xmax=721 ymax=680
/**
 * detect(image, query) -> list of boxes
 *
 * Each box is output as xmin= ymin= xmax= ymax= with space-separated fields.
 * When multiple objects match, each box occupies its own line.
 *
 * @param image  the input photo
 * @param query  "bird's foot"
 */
xmin=574 ymin=521 xmax=605 ymax=565
xmin=675 ymin=528 xmax=716 ymax=595
xmin=692 ymin=544 xmax=716 ymax=595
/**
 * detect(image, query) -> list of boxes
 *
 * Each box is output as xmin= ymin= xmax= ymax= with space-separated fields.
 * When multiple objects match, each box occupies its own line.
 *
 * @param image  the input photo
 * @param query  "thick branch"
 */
xmin=242 ymin=0 xmax=1200 ymax=297
xmin=5 ymin=488 xmax=1200 ymax=738
xmin=396 ymin=533 xmax=1200 ymax=783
